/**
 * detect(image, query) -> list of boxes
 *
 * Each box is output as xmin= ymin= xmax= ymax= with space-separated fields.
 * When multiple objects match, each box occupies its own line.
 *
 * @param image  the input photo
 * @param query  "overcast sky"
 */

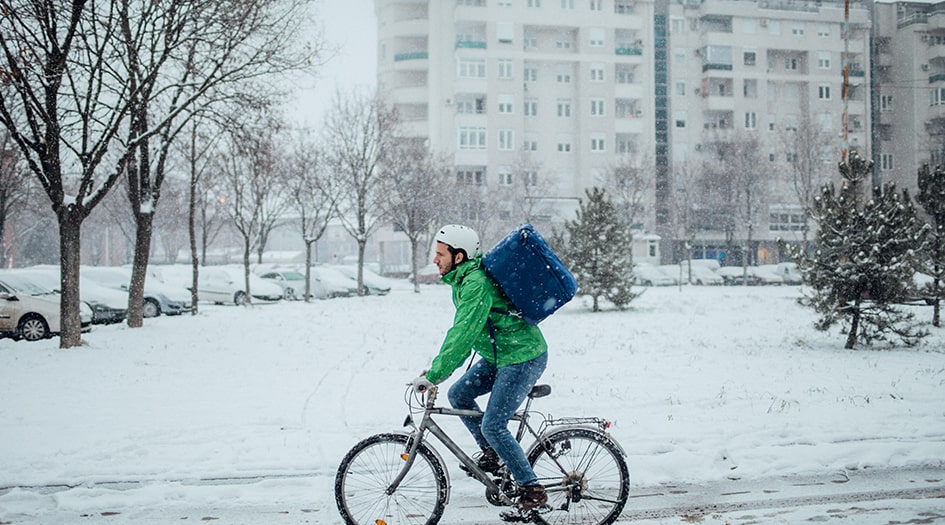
xmin=285 ymin=0 xmax=378 ymax=128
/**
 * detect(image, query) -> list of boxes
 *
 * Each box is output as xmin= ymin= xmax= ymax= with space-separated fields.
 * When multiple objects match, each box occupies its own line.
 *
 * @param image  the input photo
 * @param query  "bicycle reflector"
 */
xmin=604 ymin=421 xmax=612 ymax=429
xmin=400 ymin=453 xmax=409 ymax=461
xmin=376 ymin=520 xmax=387 ymax=525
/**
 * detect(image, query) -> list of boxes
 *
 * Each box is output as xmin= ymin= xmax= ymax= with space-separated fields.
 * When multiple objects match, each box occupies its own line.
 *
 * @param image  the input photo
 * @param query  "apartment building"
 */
xmin=374 ymin=0 xmax=871 ymax=265
xmin=873 ymin=1 xmax=945 ymax=196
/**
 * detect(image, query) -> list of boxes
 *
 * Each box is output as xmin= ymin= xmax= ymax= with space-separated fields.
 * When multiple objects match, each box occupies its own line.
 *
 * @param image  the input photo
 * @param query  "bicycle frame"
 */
xmin=387 ymin=386 xmax=545 ymax=506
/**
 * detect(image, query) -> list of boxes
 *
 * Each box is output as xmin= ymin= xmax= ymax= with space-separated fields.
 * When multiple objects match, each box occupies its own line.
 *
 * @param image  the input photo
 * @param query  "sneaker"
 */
xmin=461 ymin=448 xmax=503 ymax=475
xmin=516 ymin=484 xmax=547 ymax=513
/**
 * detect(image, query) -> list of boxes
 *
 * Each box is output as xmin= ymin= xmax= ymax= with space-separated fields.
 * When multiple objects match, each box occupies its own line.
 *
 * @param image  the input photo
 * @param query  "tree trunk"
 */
xmin=58 ymin=212 xmax=84 ymax=348
xmin=410 ymin=237 xmax=422 ymax=293
xmin=845 ymin=307 xmax=860 ymax=350
xmin=242 ymin=235 xmax=252 ymax=305
xmin=188 ymin=129 xmax=200 ymax=315
xmin=127 ymin=212 xmax=154 ymax=327
xmin=304 ymin=240 xmax=314 ymax=302
xmin=592 ymin=294 xmax=599 ymax=312
xmin=357 ymin=240 xmax=367 ymax=296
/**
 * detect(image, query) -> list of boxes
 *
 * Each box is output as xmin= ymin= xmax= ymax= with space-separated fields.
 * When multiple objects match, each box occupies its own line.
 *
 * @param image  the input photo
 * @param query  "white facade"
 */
xmin=374 ymin=0 xmax=872 ymax=265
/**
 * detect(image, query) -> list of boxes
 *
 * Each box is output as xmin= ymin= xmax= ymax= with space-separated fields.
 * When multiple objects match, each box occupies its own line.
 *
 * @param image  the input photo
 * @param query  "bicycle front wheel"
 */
xmin=527 ymin=428 xmax=630 ymax=525
xmin=335 ymin=433 xmax=448 ymax=525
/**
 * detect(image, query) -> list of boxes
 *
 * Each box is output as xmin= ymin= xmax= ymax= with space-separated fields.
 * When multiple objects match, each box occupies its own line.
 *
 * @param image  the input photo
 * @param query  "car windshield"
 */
xmin=282 ymin=271 xmax=305 ymax=280
xmin=0 ymin=274 xmax=56 ymax=296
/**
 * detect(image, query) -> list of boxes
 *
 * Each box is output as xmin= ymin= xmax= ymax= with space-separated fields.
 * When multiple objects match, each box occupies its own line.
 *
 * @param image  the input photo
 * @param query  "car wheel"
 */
xmin=234 ymin=291 xmax=247 ymax=305
xmin=18 ymin=314 xmax=49 ymax=341
xmin=142 ymin=299 xmax=161 ymax=318
xmin=285 ymin=288 xmax=298 ymax=301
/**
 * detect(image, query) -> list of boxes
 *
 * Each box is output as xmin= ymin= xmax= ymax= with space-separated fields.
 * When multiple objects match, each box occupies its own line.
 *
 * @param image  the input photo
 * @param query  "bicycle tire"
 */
xmin=335 ymin=433 xmax=449 ymax=525
xmin=527 ymin=428 xmax=630 ymax=525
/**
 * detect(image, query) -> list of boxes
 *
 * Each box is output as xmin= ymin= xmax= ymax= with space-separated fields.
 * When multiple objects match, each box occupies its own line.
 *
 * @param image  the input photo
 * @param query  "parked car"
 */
xmin=773 ymin=262 xmax=803 ymax=285
xmin=309 ymin=266 xmax=359 ymax=299
xmin=0 ymin=272 xmax=93 ymax=340
xmin=680 ymin=263 xmax=725 ymax=285
xmin=718 ymin=266 xmax=784 ymax=286
xmin=15 ymin=267 xmax=127 ymax=324
xmin=657 ymin=265 xmax=683 ymax=285
xmin=633 ymin=264 xmax=676 ymax=286
xmin=749 ymin=266 xmax=785 ymax=286
xmin=410 ymin=263 xmax=442 ymax=285
xmin=81 ymin=266 xmax=191 ymax=317
xmin=331 ymin=265 xmax=392 ymax=295
xmin=198 ymin=267 xmax=284 ymax=305
xmin=258 ymin=269 xmax=308 ymax=300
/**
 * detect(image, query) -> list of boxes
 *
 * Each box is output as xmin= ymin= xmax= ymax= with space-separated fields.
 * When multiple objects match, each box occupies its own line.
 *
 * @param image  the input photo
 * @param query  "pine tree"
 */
xmin=916 ymin=164 xmax=945 ymax=327
xmin=559 ymin=187 xmax=637 ymax=312
xmin=788 ymin=153 xmax=928 ymax=349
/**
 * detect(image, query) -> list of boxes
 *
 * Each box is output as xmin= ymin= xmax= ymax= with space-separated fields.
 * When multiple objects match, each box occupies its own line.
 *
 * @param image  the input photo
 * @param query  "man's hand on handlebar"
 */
xmin=410 ymin=374 xmax=434 ymax=393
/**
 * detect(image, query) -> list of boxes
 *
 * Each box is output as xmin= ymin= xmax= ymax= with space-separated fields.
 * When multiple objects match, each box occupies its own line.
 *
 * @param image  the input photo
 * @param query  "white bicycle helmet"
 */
xmin=435 ymin=224 xmax=480 ymax=259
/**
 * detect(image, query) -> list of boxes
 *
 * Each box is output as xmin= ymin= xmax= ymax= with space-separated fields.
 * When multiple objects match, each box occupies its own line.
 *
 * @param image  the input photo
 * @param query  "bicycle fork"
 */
xmin=386 ymin=411 xmax=516 ymax=506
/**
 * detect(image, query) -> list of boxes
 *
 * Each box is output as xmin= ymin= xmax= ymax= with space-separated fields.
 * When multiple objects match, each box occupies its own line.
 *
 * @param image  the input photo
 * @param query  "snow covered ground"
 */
xmin=1 ymin=282 xmax=944 ymax=524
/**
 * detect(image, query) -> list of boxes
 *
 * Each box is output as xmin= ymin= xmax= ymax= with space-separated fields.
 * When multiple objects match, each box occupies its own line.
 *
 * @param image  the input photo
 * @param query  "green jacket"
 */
xmin=425 ymin=255 xmax=548 ymax=385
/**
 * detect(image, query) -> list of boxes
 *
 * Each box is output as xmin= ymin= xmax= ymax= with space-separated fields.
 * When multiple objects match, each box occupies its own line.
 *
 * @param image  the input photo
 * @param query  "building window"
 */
xmin=591 ymin=134 xmax=606 ymax=152
xmin=817 ymin=23 xmax=829 ymax=37
xmin=557 ymin=99 xmax=572 ymax=117
xmin=769 ymin=210 xmax=806 ymax=231
xmin=458 ymin=58 xmax=486 ymax=78
xmin=590 ymin=63 xmax=605 ymax=81
xmin=498 ymin=59 xmax=513 ymax=79
xmin=456 ymin=168 xmax=485 ymax=185
xmin=556 ymin=34 xmax=573 ymax=49
xmin=881 ymin=95 xmax=893 ymax=111
xmin=818 ymin=84 xmax=831 ymax=100
xmin=792 ymin=23 xmax=805 ymax=36
xmin=458 ymin=127 xmax=487 ymax=150
xmin=675 ymin=111 xmax=687 ymax=128
xmin=590 ymin=0 xmax=603 ymax=10
xmin=589 ymin=27 xmax=605 ymax=47
xmin=524 ymin=98 xmax=538 ymax=116
xmin=785 ymin=58 xmax=798 ymax=71
xmin=498 ymin=129 xmax=515 ymax=150
xmin=498 ymin=94 xmax=513 ymax=114
xmin=675 ymin=81 xmax=686 ymax=96
xmin=671 ymin=17 xmax=686 ymax=34
xmin=528 ymin=0 xmax=541 ymax=6
xmin=556 ymin=65 xmax=572 ymax=83
xmin=456 ymin=96 xmax=486 ymax=114
xmin=557 ymin=135 xmax=572 ymax=152
xmin=744 ymin=51 xmax=756 ymax=66
xmin=561 ymin=0 xmax=574 ymax=8
xmin=744 ymin=111 xmax=757 ymax=130
xmin=524 ymin=63 xmax=538 ymax=82
xmin=817 ymin=52 xmax=830 ymax=69
xmin=524 ymin=170 xmax=538 ymax=186
xmin=674 ymin=49 xmax=686 ymax=65
xmin=933 ymin=87 xmax=945 ymax=106
xmin=590 ymin=98 xmax=605 ymax=116
xmin=524 ymin=134 xmax=538 ymax=151
xmin=881 ymin=153 xmax=894 ymax=171
xmin=615 ymin=0 xmax=634 ymax=14
xmin=497 ymin=166 xmax=513 ymax=185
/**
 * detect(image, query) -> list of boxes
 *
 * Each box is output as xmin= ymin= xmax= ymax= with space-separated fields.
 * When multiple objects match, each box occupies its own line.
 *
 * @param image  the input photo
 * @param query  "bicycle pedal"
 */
xmin=499 ymin=506 xmax=548 ymax=523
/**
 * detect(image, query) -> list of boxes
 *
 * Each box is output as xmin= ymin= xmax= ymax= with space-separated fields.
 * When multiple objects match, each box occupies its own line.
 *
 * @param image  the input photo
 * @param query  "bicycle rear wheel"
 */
xmin=527 ymin=428 xmax=630 ymax=525
xmin=335 ymin=433 xmax=448 ymax=525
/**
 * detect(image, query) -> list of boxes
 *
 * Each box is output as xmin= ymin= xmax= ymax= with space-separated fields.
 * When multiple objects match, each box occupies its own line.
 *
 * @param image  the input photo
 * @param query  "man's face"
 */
xmin=433 ymin=242 xmax=462 ymax=276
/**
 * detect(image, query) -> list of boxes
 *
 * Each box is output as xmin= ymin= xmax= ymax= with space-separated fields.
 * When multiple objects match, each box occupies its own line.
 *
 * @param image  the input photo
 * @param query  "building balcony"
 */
xmin=615 ymin=47 xmax=643 ymax=56
xmin=703 ymin=94 xmax=735 ymax=111
xmin=393 ymin=51 xmax=429 ymax=68
xmin=456 ymin=40 xmax=487 ymax=50
xmin=388 ymin=17 xmax=429 ymax=38
xmin=929 ymin=43 xmax=945 ymax=63
xmin=702 ymin=63 xmax=733 ymax=73
xmin=615 ymin=83 xmax=644 ymax=100
xmin=390 ymin=85 xmax=428 ymax=104
xmin=929 ymin=103 xmax=945 ymax=123
xmin=931 ymin=72 xmax=945 ymax=84
xmin=614 ymin=116 xmax=645 ymax=134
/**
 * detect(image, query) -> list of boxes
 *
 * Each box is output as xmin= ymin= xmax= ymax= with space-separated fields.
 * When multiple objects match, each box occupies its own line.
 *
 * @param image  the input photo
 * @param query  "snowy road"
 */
xmin=3 ymin=466 xmax=944 ymax=524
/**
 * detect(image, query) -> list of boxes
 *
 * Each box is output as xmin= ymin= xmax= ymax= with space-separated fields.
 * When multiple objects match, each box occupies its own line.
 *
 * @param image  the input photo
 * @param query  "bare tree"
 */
xmin=699 ymin=131 xmax=769 ymax=274
xmin=0 ymin=2 xmax=142 ymax=346
xmin=218 ymin=117 xmax=288 ymax=305
xmin=323 ymin=89 xmax=399 ymax=295
xmin=287 ymin=128 xmax=335 ymax=301
xmin=603 ymin=153 xmax=653 ymax=231
xmin=0 ymin=128 xmax=33 ymax=267
xmin=381 ymin=138 xmax=453 ymax=293
xmin=781 ymin=113 xmax=836 ymax=251
xmin=118 ymin=0 xmax=319 ymax=327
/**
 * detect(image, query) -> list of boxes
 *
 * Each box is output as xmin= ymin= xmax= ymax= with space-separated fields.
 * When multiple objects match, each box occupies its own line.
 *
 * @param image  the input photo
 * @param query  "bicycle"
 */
xmin=334 ymin=383 xmax=630 ymax=525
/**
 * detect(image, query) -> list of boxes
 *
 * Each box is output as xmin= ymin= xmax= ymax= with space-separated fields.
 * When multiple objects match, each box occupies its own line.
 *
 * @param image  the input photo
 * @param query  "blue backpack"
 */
xmin=482 ymin=224 xmax=578 ymax=325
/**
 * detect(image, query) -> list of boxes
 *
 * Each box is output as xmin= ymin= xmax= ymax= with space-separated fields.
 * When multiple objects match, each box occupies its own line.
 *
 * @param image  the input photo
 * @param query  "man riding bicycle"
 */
xmin=412 ymin=224 xmax=549 ymax=515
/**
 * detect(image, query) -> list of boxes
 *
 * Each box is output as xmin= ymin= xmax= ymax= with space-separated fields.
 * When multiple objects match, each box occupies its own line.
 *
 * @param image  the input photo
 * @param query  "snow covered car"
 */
xmin=259 ymin=269 xmax=308 ymax=300
xmin=15 ymin=267 xmax=127 ymax=324
xmin=0 ymin=273 xmax=93 ymax=340
xmin=331 ymin=265 xmax=392 ymax=295
xmin=82 ymin=266 xmax=191 ymax=317
xmin=198 ymin=267 xmax=284 ymax=305
xmin=633 ymin=264 xmax=675 ymax=286
xmin=308 ymin=266 xmax=358 ymax=299
xmin=679 ymin=263 xmax=724 ymax=285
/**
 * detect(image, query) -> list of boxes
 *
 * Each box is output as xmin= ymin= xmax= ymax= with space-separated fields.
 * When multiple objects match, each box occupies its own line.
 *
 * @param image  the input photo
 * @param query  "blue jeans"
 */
xmin=447 ymin=352 xmax=548 ymax=486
